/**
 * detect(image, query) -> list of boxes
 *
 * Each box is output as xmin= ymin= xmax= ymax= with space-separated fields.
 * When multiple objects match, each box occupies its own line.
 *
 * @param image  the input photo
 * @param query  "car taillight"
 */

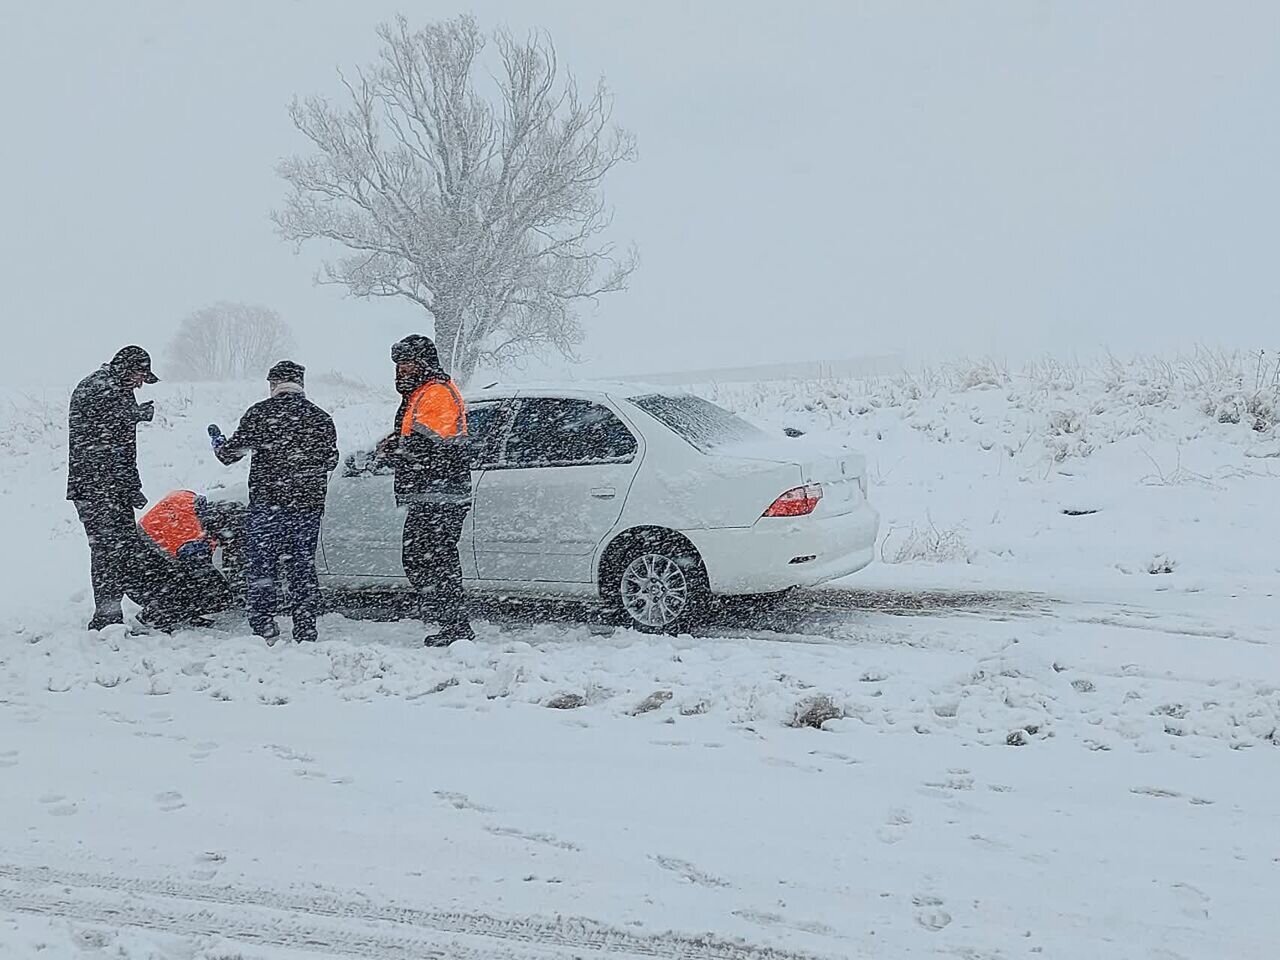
xmin=763 ymin=483 xmax=823 ymax=517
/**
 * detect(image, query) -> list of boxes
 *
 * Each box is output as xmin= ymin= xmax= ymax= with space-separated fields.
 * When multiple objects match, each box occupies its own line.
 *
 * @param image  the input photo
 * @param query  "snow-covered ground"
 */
xmin=1 ymin=354 xmax=1278 ymax=959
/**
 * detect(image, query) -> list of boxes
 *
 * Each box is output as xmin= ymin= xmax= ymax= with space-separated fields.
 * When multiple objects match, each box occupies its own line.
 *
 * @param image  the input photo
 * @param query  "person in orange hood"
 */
xmin=140 ymin=490 xmax=215 ymax=559
xmin=138 ymin=490 xmax=242 ymax=626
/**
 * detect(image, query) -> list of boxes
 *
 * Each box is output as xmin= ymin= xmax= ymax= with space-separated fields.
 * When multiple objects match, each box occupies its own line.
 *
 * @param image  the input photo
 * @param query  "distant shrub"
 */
xmin=882 ymin=521 xmax=972 ymax=564
xmin=166 ymin=302 xmax=296 ymax=381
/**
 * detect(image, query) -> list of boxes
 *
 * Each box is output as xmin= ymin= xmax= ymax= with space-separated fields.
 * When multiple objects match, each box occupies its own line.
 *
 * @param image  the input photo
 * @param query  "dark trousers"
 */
xmin=245 ymin=505 xmax=322 ymax=632
xmin=402 ymin=503 xmax=470 ymax=628
xmin=74 ymin=499 xmax=155 ymax=617
xmin=167 ymin=553 xmax=236 ymax=621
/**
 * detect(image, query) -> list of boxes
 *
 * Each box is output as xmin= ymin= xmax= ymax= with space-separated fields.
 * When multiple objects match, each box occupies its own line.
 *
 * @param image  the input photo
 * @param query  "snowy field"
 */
xmin=1 ymin=353 xmax=1278 ymax=959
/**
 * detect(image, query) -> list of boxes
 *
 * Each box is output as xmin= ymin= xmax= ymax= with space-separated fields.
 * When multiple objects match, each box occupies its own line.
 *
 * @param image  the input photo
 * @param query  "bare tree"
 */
xmin=166 ymin=302 xmax=297 ymax=381
xmin=273 ymin=14 xmax=637 ymax=383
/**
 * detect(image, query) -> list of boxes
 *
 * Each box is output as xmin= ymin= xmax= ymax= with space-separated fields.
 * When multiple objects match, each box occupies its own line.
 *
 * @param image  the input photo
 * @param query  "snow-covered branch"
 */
xmin=273 ymin=14 xmax=636 ymax=382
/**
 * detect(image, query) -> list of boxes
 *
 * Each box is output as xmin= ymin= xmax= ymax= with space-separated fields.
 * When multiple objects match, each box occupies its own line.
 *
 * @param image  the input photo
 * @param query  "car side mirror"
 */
xmin=343 ymin=451 xmax=378 ymax=478
xmin=465 ymin=436 xmax=493 ymax=470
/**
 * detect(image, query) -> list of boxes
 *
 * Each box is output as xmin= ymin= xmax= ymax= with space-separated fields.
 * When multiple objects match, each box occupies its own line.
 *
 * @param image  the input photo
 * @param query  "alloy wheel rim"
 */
xmin=620 ymin=553 xmax=690 ymax=628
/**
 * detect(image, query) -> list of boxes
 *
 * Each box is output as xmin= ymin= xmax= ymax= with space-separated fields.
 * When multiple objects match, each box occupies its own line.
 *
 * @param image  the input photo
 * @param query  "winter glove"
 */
xmin=208 ymin=424 xmax=226 ymax=451
xmin=136 ymin=400 xmax=155 ymax=423
xmin=176 ymin=540 xmax=213 ymax=563
xmin=131 ymin=491 xmax=148 ymax=510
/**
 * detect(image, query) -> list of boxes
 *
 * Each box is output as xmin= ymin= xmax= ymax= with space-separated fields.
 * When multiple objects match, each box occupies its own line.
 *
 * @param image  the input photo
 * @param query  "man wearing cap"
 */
xmin=380 ymin=335 xmax=475 ymax=645
xmin=209 ymin=361 xmax=338 ymax=643
xmin=66 ymin=345 xmax=162 ymax=630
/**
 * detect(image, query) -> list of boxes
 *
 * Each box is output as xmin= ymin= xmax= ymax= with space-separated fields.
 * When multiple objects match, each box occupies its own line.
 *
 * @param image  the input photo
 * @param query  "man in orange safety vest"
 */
xmin=381 ymin=335 xmax=475 ymax=646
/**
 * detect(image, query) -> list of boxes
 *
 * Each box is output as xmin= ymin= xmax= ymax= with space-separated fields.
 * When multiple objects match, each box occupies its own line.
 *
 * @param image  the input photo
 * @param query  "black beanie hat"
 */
xmin=391 ymin=335 xmax=441 ymax=371
xmin=267 ymin=360 xmax=305 ymax=385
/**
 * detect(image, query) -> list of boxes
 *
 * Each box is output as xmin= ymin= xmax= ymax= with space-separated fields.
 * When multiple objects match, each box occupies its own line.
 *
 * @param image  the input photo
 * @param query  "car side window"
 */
xmin=466 ymin=400 xmax=511 ymax=468
xmin=339 ymin=400 xmax=511 ymax=478
xmin=503 ymin=398 xmax=637 ymax=467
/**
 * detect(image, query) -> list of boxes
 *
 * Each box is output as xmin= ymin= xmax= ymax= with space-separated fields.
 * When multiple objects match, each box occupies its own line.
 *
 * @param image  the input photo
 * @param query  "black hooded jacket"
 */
xmin=217 ymin=391 xmax=339 ymax=511
xmin=391 ymin=371 xmax=472 ymax=506
xmin=66 ymin=364 xmax=146 ymax=503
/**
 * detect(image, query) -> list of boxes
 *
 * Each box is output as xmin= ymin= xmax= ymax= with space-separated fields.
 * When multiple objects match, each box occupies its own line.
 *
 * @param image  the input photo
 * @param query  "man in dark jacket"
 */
xmin=210 ymin=361 xmax=338 ymax=643
xmin=382 ymin=335 xmax=475 ymax=646
xmin=67 ymin=345 xmax=161 ymax=630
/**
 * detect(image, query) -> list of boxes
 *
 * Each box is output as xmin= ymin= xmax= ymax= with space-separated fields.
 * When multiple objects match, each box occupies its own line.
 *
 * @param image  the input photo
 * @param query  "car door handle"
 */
xmin=590 ymin=486 xmax=617 ymax=500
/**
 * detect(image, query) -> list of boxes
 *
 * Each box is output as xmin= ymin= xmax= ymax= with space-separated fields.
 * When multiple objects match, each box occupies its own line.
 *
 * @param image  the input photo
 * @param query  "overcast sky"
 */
xmin=2 ymin=1 xmax=1277 ymax=388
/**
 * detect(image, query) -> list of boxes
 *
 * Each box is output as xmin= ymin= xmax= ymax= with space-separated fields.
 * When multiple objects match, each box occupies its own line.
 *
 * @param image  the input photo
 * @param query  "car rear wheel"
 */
xmin=603 ymin=535 xmax=709 ymax=634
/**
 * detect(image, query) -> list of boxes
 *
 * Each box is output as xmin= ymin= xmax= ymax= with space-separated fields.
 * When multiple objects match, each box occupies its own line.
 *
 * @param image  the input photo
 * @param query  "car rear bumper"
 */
xmin=683 ymin=502 xmax=880 ymax=595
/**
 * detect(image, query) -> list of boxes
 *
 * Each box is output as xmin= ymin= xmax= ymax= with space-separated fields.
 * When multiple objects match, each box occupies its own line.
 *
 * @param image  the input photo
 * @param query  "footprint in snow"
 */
xmin=267 ymin=744 xmax=315 ymax=763
xmin=485 ymin=825 xmax=580 ymax=851
xmin=651 ymin=855 xmax=731 ymax=888
xmin=155 ymin=791 xmax=186 ymax=812
xmin=876 ymin=808 xmax=913 ymax=845
xmin=732 ymin=908 xmax=836 ymax=936
xmin=968 ymin=833 xmax=1011 ymax=851
xmin=1132 ymin=786 xmax=1183 ymax=800
xmin=808 ymin=749 xmax=859 ymax=765
xmin=189 ymin=742 xmax=218 ymax=760
xmin=39 ymin=794 xmax=78 ymax=817
xmin=912 ymin=895 xmax=952 ymax=931
xmin=434 ymin=790 xmax=494 ymax=813
xmin=1170 ymin=881 xmax=1210 ymax=920
xmin=0 ymin=750 xmax=18 ymax=768
xmin=923 ymin=774 xmax=975 ymax=792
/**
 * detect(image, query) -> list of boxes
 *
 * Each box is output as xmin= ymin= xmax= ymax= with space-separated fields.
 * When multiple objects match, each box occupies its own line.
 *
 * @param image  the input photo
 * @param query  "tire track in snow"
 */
xmin=0 ymin=863 xmax=828 ymax=960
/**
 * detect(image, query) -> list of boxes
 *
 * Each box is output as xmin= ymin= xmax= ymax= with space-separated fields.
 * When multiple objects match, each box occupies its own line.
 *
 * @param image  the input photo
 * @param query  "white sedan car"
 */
xmin=307 ymin=383 xmax=879 ymax=632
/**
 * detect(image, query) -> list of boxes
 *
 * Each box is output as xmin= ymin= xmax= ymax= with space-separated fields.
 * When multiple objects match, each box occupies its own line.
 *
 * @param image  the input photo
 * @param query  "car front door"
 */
xmin=321 ymin=399 xmax=512 ymax=582
xmin=472 ymin=397 xmax=642 ymax=584
xmin=319 ymin=457 xmax=404 ymax=580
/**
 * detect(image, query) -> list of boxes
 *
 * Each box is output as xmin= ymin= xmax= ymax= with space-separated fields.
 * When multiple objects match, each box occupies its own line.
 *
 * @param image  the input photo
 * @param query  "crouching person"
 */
xmin=138 ymin=490 xmax=242 ymax=623
xmin=210 ymin=361 xmax=338 ymax=644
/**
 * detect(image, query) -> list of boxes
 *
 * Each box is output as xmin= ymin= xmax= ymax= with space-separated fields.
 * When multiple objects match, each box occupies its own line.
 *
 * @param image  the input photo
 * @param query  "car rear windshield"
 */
xmin=628 ymin=394 xmax=768 ymax=453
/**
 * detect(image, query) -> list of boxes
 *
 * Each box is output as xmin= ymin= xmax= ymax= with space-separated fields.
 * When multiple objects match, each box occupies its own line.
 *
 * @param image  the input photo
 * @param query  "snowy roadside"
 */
xmin=2 ymin=592 xmax=1277 ymax=958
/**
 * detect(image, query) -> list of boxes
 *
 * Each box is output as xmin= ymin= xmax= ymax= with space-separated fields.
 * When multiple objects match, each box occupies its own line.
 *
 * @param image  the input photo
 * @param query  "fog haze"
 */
xmin=2 ymin=1 xmax=1277 ymax=388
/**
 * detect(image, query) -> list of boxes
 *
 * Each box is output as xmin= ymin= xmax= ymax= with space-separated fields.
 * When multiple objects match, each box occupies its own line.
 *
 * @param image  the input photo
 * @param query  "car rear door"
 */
xmin=472 ymin=396 xmax=642 ymax=584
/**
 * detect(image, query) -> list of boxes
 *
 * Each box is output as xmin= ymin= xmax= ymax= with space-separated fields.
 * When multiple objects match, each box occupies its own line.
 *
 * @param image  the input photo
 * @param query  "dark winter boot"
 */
xmin=426 ymin=619 xmax=475 ymax=647
xmin=87 ymin=609 xmax=124 ymax=632
xmin=137 ymin=603 xmax=182 ymax=634
xmin=252 ymin=619 xmax=281 ymax=645
xmin=293 ymin=616 xmax=318 ymax=643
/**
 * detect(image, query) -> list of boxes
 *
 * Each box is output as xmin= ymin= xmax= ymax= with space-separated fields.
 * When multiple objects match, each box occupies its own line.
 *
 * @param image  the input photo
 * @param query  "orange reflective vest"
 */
xmin=400 ymin=380 xmax=467 ymax=439
xmin=140 ymin=490 xmax=212 ymax=556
